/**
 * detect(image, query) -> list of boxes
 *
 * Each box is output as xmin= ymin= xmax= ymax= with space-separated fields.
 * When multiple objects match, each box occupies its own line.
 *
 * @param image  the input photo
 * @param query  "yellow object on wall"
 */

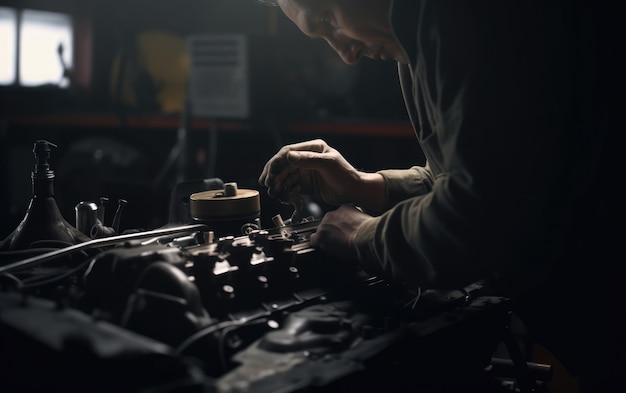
xmin=110 ymin=30 xmax=189 ymax=114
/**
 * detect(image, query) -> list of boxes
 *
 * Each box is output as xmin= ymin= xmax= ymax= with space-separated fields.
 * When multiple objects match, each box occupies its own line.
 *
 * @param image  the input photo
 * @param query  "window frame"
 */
xmin=0 ymin=2 xmax=90 ymax=90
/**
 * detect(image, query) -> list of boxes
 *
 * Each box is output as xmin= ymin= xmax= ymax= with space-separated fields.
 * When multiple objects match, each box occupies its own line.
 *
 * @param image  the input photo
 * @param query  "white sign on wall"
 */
xmin=187 ymin=34 xmax=249 ymax=119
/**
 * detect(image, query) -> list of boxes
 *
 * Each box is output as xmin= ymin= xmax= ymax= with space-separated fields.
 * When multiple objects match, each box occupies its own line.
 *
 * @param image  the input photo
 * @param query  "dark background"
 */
xmin=0 ymin=0 xmax=422 ymax=235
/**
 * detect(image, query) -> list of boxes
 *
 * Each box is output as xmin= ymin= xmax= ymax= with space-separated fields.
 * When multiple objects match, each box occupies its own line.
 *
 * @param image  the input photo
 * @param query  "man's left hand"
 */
xmin=309 ymin=204 xmax=371 ymax=262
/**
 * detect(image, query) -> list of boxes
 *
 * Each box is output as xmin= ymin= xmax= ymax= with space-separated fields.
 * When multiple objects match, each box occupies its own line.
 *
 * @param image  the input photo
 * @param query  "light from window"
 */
xmin=0 ymin=7 xmax=17 ymax=85
xmin=20 ymin=9 xmax=73 ymax=87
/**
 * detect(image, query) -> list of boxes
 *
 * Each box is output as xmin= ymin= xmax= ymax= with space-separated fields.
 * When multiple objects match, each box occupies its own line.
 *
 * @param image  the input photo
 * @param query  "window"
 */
xmin=0 ymin=7 xmax=73 ymax=87
xmin=0 ymin=7 xmax=17 ymax=85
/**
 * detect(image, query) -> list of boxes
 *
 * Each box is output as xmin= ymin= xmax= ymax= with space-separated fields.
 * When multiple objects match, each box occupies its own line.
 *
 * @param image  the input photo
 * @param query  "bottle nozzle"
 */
xmin=33 ymin=140 xmax=58 ymax=177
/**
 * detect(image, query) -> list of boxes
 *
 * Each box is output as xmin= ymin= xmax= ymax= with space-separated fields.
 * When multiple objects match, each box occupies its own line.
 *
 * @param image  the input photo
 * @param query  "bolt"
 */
xmin=98 ymin=196 xmax=109 ymax=223
xmin=111 ymin=199 xmax=127 ymax=234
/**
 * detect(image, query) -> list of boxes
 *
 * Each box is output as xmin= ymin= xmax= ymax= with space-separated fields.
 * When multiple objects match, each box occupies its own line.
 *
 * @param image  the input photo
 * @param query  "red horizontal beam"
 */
xmin=5 ymin=113 xmax=414 ymax=137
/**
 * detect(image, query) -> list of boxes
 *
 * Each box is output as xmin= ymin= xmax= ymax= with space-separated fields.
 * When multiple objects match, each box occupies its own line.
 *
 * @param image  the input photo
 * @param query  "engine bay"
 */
xmin=0 ymin=218 xmax=517 ymax=392
xmin=0 ymin=142 xmax=523 ymax=392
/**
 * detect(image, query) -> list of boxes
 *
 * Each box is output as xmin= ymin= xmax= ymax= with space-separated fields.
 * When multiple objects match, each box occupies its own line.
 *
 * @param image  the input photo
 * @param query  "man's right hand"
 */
xmin=258 ymin=139 xmax=385 ymax=211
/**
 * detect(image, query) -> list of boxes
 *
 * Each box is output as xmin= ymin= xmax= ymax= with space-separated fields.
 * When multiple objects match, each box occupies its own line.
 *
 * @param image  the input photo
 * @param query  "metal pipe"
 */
xmin=0 ymin=224 xmax=208 ymax=275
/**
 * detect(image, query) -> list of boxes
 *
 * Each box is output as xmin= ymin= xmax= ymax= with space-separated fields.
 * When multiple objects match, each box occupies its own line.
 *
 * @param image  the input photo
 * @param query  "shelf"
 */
xmin=2 ymin=113 xmax=414 ymax=137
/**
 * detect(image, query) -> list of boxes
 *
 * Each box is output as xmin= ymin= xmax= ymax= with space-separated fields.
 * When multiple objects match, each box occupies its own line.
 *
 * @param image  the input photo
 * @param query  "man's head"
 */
xmin=261 ymin=0 xmax=406 ymax=65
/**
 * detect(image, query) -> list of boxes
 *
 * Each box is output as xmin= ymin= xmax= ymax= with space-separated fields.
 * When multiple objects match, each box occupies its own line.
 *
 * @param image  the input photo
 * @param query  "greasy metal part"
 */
xmin=205 ymin=231 xmax=215 ymax=244
xmin=272 ymin=214 xmax=286 ymax=228
xmin=289 ymin=197 xmax=304 ymax=224
xmin=98 ymin=197 xmax=109 ymax=223
xmin=223 ymin=182 xmax=238 ymax=197
xmin=90 ymin=222 xmax=116 ymax=238
xmin=0 ymin=223 xmax=208 ymax=275
xmin=111 ymin=199 xmax=128 ymax=234
xmin=75 ymin=201 xmax=99 ymax=236
xmin=266 ymin=218 xmax=319 ymax=240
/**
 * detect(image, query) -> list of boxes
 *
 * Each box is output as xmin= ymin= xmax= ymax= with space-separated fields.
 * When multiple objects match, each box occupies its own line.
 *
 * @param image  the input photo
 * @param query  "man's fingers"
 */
xmin=260 ymin=140 xmax=332 ymax=199
xmin=268 ymin=154 xmax=289 ymax=175
xmin=284 ymin=139 xmax=327 ymax=153
xmin=259 ymin=154 xmax=283 ymax=185
xmin=287 ymin=150 xmax=335 ymax=170
xmin=260 ymin=154 xmax=290 ymax=192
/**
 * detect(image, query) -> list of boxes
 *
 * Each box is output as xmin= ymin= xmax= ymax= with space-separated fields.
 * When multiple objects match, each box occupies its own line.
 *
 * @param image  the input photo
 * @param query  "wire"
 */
xmin=0 ymin=224 xmax=207 ymax=275
xmin=29 ymin=240 xmax=75 ymax=249
xmin=20 ymin=260 xmax=90 ymax=289
xmin=0 ymin=248 xmax=60 ymax=267
xmin=1 ymin=244 xmax=89 ymax=291
xmin=405 ymin=286 xmax=422 ymax=309
xmin=0 ymin=272 xmax=24 ymax=291
xmin=0 ymin=247 xmax=59 ymax=257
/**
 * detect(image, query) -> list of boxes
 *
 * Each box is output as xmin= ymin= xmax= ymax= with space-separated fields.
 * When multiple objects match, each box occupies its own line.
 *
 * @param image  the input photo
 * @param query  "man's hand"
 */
xmin=258 ymin=139 xmax=360 ymax=205
xmin=258 ymin=139 xmax=386 ymax=211
xmin=309 ymin=204 xmax=372 ymax=262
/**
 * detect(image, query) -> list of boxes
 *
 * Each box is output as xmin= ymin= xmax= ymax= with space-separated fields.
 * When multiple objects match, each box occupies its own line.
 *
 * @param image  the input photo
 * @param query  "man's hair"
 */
xmin=256 ymin=0 xmax=279 ymax=6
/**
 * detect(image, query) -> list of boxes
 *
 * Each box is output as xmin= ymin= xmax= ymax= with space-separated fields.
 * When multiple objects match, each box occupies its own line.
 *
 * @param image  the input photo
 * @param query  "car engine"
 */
xmin=0 ymin=141 xmax=533 ymax=393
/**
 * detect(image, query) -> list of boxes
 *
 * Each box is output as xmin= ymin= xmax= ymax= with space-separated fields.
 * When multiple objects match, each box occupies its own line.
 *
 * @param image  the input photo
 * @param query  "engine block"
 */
xmin=0 ymin=218 xmax=513 ymax=392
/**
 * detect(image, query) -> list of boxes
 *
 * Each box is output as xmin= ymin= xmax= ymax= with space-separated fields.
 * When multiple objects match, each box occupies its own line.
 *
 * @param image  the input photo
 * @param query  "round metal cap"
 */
xmin=190 ymin=188 xmax=260 ymax=218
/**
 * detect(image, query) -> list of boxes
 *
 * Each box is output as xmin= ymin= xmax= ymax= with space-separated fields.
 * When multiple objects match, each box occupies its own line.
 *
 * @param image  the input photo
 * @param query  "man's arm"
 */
xmin=355 ymin=0 xmax=582 ymax=293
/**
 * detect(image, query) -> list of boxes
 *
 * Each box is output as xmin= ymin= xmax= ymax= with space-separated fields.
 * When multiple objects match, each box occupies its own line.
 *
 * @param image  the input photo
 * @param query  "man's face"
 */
xmin=277 ymin=0 xmax=406 ymax=65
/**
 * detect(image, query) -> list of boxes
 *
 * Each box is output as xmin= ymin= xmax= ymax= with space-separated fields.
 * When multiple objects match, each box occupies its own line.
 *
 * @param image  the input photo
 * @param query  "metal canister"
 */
xmin=75 ymin=201 xmax=99 ymax=237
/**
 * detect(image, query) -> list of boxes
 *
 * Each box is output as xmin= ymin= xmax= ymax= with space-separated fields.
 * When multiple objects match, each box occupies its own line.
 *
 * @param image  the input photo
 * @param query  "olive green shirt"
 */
xmin=354 ymin=0 xmax=590 ymax=296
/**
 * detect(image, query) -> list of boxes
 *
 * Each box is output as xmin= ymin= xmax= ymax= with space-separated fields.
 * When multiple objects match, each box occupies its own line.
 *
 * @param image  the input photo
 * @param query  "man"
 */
xmin=257 ymin=1 xmax=623 ymax=391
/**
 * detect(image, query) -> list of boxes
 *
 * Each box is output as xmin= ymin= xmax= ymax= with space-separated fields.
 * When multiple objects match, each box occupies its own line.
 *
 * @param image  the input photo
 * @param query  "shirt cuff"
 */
xmin=377 ymin=167 xmax=432 ymax=211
